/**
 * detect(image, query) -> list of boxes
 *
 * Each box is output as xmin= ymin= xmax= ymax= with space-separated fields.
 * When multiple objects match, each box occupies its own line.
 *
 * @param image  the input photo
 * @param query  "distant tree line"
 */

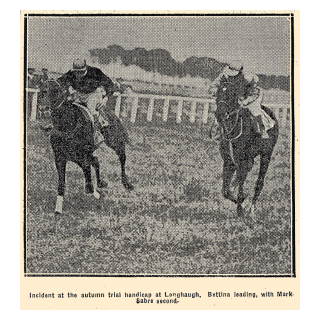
xmin=89 ymin=45 xmax=290 ymax=91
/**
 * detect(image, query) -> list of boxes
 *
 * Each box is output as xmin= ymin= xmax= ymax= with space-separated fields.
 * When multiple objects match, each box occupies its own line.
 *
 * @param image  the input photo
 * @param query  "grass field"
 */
xmin=25 ymin=119 xmax=292 ymax=275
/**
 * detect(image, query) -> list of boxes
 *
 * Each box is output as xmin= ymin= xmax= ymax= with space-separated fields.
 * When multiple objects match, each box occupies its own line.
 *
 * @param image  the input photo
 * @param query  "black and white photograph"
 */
xmin=23 ymin=12 xmax=296 ymax=281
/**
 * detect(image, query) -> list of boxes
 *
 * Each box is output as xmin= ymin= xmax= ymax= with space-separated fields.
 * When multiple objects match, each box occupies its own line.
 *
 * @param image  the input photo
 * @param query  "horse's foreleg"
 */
xmin=252 ymin=153 xmax=272 ymax=206
xmin=92 ymin=156 xmax=108 ymax=189
xmin=221 ymin=159 xmax=237 ymax=203
xmin=55 ymin=159 xmax=66 ymax=214
xmin=116 ymin=145 xmax=134 ymax=191
xmin=236 ymin=164 xmax=250 ymax=216
xmin=82 ymin=164 xmax=100 ymax=199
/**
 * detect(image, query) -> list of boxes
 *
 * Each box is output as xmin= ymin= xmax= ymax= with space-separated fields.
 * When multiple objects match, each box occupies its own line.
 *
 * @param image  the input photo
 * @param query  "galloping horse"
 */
xmin=210 ymin=78 xmax=279 ymax=216
xmin=46 ymin=80 xmax=133 ymax=214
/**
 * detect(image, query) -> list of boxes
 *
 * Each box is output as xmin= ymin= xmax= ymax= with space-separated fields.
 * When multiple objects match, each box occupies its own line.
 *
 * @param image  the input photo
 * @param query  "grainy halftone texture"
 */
xmin=25 ymin=15 xmax=293 ymax=275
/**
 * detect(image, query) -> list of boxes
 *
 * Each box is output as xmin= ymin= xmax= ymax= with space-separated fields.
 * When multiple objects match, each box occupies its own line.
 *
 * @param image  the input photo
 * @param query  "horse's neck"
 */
xmin=52 ymin=103 xmax=78 ymax=131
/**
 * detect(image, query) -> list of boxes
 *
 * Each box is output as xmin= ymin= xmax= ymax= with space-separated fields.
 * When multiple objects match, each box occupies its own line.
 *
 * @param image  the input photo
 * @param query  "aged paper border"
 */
xmin=20 ymin=10 xmax=300 ymax=310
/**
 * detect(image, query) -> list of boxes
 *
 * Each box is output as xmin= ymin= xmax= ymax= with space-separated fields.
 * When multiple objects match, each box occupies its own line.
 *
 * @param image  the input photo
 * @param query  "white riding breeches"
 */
xmin=71 ymin=86 xmax=108 ymax=117
xmin=239 ymin=93 xmax=264 ymax=117
xmin=239 ymin=93 xmax=275 ymax=131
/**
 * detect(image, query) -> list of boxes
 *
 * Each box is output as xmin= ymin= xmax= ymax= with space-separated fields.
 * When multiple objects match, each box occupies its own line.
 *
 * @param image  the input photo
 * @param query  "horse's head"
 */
xmin=45 ymin=79 xmax=68 ymax=109
xmin=213 ymin=75 xmax=247 ymax=138
xmin=215 ymin=75 xmax=247 ymax=122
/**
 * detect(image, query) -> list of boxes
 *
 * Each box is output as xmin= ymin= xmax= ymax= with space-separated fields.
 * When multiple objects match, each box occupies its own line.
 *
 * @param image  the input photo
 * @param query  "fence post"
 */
xmin=163 ymin=98 xmax=170 ymax=122
xmin=30 ymin=90 xmax=39 ymax=121
xmin=115 ymin=94 xmax=121 ymax=117
xmin=176 ymin=98 xmax=183 ymax=123
xmin=202 ymin=102 xmax=209 ymax=124
xmin=130 ymin=96 xmax=138 ymax=123
xmin=147 ymin=97 xmax=155 ymax=122
xmin=190 ymin=101 xmax=196 ymax=123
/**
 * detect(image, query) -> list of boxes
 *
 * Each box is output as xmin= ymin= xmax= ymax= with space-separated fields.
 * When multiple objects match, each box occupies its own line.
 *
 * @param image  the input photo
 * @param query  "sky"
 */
xmin=27 ymin=15 xmax=291 ymax=76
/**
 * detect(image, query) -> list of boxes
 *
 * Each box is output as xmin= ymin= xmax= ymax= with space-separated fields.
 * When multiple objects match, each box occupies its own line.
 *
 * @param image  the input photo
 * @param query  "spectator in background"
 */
xmin=40 ymin=68 xmax=49 ymax=85
xmin=38 ymin=68 xmax=50 ymax=117
xmin=27 ymin=68 xmax=41 ymax=119
xmin=27 ymin=68 xmax=39 ymax=89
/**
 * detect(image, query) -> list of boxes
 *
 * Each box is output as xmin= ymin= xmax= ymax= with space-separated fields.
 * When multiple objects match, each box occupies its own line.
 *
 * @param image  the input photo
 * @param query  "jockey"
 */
xmin=211 ymin=60 xmax=246 ymax=93
xmin=210 ymin=60 xmax=247 ymax=139
xmin=47 ymin=59 xmax=116 ymax=144
xmin=239 ymin=72 xmax=269 ymax=139
xmin=210 ymin=61 xmax=270 ymax=140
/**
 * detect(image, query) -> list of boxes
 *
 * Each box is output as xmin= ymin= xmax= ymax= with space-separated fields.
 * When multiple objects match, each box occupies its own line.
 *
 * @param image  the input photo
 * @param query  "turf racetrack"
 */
xmin=25 ymin=120 xmax=292 ymax=275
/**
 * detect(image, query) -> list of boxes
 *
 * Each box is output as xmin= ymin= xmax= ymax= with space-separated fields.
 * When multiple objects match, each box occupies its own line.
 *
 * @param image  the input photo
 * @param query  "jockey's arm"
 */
xmin=56 ymin=71 xmax=75 ymax=97
xmin=96 ymin=69 xmax=116 ymax=97
xmin=57 ymin=70 xmax=73 ymax=88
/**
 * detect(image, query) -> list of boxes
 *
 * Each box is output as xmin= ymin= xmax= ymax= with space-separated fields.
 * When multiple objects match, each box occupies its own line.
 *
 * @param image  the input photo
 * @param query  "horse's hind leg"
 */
xmin=115 ymin=143 xmax=134 ymax=191
xmin=222 ymin=159 xmax=237 ymax=204
xmin=81 ymin=163 xmax=100 ymax=199
xmin=251 ymin=152 xmax=272 ymax=213
xmin=92 ymin=156 xmax=108 ymax=189
xmin=236 ymin=163 xmax=250 ymax=216
xmin=54 ymin=158 xmax=66 ymax=214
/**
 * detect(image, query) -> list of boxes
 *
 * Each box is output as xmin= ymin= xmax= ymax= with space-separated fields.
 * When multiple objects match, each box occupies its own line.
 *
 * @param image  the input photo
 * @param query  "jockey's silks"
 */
xmin=239 ymin=92 xmax=275 ymax=131
xmin=57 ymin=65 xmax=115 ymax=96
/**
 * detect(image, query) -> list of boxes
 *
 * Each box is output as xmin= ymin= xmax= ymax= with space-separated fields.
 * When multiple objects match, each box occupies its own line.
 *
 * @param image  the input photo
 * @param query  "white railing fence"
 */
xmin=26 ymin=89 xmax=291 ymax=127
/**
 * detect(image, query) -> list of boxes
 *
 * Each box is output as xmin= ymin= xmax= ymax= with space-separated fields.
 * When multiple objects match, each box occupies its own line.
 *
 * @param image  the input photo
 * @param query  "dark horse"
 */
xmin=210 ymin=78 xmax=279 ymax=216
xmin=45 ymin=80 xmax=133 ymax=214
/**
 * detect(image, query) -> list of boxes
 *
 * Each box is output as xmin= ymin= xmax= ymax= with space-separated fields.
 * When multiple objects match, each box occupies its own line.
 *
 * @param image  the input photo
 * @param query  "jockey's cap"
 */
xmin=244 ymin=72 xmax=259 ymax=86
xmin=224 ymin=60 xmax=243 ymax=77
xmin=229 ymin=60 xmax=243 ymax=71
xmin=72 ymin=59 xmax=87 ymax=72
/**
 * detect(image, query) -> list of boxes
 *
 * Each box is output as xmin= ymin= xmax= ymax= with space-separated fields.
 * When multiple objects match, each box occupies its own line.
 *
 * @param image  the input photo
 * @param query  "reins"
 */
xmin=217 ymin=100 xmax=243 ymax=166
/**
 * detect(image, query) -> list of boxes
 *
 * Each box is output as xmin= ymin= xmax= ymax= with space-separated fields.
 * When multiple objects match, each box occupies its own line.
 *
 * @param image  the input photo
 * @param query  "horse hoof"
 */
xmin=123 ymin=183 xmax=134 ymax=191
xmin=126 ymin=183 xmax=134 ymax=191
xmin=85 ymin=185 xmax=94 ymax=194
xmin=97 ymin=180 xmax=108 ymax=189
xmin=55 ymin=211 xmax=61 ymax=215
xmin=237 ymin=205 xmax=244 ymax=216
xmin=93 ymin=190 xmax=101 ymax=199
xmin=122 ymin=177 xmax=134 ymax=191
xmin=243 ymin=197 xmax=251 ymax=210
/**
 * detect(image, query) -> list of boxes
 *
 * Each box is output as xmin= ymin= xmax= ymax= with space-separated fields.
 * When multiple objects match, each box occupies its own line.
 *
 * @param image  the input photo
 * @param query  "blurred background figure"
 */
xmin=27 ymin=68 xmax=40 ymax=89
xmin=38 ymin=68 xmax=51 ymax=120
xmin=27 ymin=67 xmax=40 ymax=119
xmin=40 ymin=68 xmax=49 ymax=85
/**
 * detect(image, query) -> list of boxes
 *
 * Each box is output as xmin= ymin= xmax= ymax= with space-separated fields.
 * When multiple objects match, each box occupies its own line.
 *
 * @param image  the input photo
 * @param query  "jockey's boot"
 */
xmin=256 ymin=115 xmax=269 ymax=139
xmin=212 ymin=125 xmax=223 ymax=140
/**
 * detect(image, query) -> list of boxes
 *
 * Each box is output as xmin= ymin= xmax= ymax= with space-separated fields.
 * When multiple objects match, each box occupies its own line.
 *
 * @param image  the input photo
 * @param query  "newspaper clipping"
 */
xmin=21 ymin=10 xmax=300 ymax=310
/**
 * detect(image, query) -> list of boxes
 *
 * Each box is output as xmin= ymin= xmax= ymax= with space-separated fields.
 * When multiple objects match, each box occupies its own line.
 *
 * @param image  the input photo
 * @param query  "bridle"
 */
xmin=45 ymin=79 xmax=67 ymax=109
xmin=216 ymin=84 xmax=244 ymax=166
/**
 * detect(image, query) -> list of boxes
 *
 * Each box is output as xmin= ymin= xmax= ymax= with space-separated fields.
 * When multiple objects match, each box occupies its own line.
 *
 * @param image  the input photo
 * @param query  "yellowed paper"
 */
xmin=21 ymin=10 xmax=300 ymax=310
